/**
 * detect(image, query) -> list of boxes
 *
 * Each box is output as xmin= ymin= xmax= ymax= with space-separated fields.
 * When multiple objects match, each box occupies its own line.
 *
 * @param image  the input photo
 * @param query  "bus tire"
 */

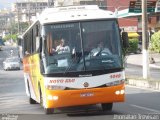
xmin=29 ymin=97 xmax=37 ymax=104
xmin=44 ymin=108 xmax=54 ymax=114
xmin=101 ymin=103 xmax=113 ymax=111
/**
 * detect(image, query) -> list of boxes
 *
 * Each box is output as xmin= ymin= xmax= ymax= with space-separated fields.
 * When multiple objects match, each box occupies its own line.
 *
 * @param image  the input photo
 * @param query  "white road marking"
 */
xmin=130 ymin=104 xmax=160 ymax=113
xmin=126 ymin=85 xmax=160 ymax=93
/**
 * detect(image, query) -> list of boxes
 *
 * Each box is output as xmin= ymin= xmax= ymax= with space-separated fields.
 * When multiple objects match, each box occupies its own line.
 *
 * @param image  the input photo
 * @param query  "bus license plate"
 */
xmin=80 ymin=92 xmax=94 ymax=97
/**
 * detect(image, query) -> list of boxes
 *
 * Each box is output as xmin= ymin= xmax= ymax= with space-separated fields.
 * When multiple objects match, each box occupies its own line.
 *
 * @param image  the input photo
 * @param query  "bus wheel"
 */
xmin=44 ymin=108 xmax=54 ymax=114
xmin=29 ymin=97 xmax=37 ymax=104
xmin=101 ymin=103 xmax=113 ymax=111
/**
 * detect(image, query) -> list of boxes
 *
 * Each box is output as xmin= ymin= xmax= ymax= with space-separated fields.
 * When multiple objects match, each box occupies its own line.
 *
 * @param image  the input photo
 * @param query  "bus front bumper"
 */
xmin=45 ymin=84 xmax=125 ymax=108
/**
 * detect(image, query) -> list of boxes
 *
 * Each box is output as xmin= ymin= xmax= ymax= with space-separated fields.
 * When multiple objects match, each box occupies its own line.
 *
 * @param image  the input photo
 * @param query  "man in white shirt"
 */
xmin=54 ymin=38 xmax=70 ymax=54
xmin=90 ymin=42 xmax=112 ymax=56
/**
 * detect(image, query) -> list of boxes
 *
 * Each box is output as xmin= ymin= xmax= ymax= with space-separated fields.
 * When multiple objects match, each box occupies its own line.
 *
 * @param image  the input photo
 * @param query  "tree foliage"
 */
xmin=3 ymin=34 xmax=18 ymax=42
xmin=127 ymin=38 xmax=139 ymax=53
xmin=4 ymin=22 xmax=29 ymax=43
xmin=150 ymin=31 xmax=160 ymax=53
xmin=9 ymin=22 xmax=29 ymax=34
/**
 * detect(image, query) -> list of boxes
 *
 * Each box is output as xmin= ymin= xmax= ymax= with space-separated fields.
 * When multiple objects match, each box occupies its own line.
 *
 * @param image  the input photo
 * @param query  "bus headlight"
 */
xmin=46 ymin=85 xmax=66 ymax=90
xmin=47 ymin=95 xmax=59 ymax=100
xmin=115 ymin=90 xmax=125 ymax=95
xmin=106 ymin=80 xmax=124 ymax=86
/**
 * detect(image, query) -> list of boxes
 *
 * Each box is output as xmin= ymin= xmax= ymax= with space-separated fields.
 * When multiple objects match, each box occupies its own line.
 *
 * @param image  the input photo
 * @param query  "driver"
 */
xmin=90 ymin=42 xmax=112 ymax=56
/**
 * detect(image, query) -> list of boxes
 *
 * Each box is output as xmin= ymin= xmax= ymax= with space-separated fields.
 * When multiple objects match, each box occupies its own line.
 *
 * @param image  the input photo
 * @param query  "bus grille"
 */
xmin=65 ymin=84 xmax=107 ymax=90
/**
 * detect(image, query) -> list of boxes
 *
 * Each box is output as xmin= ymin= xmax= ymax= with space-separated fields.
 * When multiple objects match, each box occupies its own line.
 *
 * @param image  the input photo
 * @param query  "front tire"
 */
xmin=29 ymin=97 xmax=37 ymax=104
xmin=44 ymin=108 xmax=54 ymax=114
xmin=101 ymin=103 xmax=113 ymax=111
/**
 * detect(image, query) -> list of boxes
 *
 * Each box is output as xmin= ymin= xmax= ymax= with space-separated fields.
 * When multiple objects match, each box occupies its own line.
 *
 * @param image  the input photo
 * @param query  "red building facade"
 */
xmin=106 ymin=0 xmax=157 ymax=33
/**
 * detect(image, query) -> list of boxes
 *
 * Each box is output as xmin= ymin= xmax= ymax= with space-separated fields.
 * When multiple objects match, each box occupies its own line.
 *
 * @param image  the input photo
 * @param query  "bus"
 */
xmin=22 ymin=5 xmax=128 ymax=114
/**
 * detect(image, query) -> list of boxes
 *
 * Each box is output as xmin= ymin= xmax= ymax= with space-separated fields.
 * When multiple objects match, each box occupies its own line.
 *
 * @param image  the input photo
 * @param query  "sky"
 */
xmin=0 ymin=0 xmax=16 ymax=9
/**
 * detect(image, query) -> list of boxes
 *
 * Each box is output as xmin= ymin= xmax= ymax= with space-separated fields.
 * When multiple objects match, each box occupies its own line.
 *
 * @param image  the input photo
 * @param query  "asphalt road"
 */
xmin=0 ymin=45 xmax=160 ymax=120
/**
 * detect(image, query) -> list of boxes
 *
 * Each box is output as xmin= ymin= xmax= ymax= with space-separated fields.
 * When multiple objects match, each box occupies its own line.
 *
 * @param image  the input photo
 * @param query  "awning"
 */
xmin=128 ymin=32 xmax=140 ymax=37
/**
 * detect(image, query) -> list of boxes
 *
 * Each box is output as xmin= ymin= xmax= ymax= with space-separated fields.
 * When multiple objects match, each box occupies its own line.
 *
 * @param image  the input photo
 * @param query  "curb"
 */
xmin=126 ymin=78 xmax=160 ymax=91
xmin=149 ymin=64 xmax=160 ymax=69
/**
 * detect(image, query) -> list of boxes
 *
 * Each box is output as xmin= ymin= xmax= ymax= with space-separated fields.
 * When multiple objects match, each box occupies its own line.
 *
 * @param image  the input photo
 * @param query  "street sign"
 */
xmin=129 ymin=1 xmax=156 ymax=13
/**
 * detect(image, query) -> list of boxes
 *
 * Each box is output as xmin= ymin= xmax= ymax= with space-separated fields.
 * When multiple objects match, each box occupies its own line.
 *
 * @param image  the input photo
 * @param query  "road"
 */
xmin=0 ymin=46 xmax=160 ymax=120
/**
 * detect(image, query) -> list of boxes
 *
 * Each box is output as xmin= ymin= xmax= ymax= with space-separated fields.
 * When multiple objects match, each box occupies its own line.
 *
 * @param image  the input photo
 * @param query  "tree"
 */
xmin=8 ymin=22 xmax=29 ymax=35
xmin=3 ymin=34 xmax=18 ymax=43
xmin=150 ymin=31 xmax=160 ymax=53
xmin=5 ymin=22 xmax=29 ymax=43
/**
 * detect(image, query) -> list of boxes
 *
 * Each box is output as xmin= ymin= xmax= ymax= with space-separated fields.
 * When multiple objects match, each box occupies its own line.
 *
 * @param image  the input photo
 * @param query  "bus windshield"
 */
xmin=43 ymin=20 xmax=122 ymax=74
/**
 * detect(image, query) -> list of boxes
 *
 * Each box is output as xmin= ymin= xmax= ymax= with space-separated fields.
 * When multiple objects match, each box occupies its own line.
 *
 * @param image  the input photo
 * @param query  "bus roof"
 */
xmin=39 ymin=5 xmax=115 ymax=24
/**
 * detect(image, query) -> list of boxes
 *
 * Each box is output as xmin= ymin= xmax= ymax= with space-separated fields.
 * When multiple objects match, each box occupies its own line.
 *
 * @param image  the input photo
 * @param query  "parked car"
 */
xmin=3 ymin=57 xmax=21 ymax=70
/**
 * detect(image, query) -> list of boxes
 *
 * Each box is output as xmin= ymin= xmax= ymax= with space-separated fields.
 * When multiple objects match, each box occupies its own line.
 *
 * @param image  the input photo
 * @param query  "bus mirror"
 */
xmin=122 ymin=32 xmax=129 ymax=48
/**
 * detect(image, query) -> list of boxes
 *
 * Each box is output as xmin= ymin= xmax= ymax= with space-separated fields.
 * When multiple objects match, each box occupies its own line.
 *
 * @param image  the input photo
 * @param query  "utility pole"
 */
xmin=10 ymin=13 xmax=13 ymax=44
xmin=142 ymin=0 xmax=150 ymax=79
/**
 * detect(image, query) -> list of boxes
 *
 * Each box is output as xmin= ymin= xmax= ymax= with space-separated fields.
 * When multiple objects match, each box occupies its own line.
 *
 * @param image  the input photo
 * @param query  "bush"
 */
xmin=127 ymin=38 xmax=139 ymax=53
xmin=150 ymin=31 xmax=160 ymax=53
xmin=3 ymin=34 xmax=18 ymax=43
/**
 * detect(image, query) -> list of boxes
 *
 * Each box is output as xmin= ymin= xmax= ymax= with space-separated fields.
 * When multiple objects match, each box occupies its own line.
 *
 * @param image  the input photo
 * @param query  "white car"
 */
xmin=3 ymin=57 xmax=21 ymax=71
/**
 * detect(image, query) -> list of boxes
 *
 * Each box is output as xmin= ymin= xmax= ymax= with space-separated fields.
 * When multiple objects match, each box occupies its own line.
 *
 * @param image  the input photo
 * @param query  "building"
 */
xmin=54 ymin=0 xmax=106 ymax=7
xmin=0 ymin=9 xmax=13 ymax=37
xmin=107 ymin=0 xmax=158 ymax=37
xmin=12 ymin=0 xmax=106 ymax=23
xmin=11 ymin=0 xmax=54 ymax=23
xmin=2 ymin=0 xmax=160 ymax=37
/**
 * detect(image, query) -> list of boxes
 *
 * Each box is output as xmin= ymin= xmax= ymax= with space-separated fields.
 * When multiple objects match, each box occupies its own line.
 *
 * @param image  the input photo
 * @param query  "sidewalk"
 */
xmin=126 ymin=53 xmax=160 ymax=91
xmin=126 ymin=53 xmax=160 ymax=69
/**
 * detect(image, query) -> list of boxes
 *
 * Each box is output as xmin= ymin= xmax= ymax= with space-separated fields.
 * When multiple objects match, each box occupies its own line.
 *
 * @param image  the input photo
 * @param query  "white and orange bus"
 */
xmin=22 ymin=5 xmax=128 ymax=114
